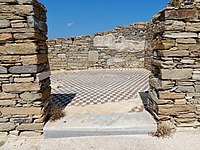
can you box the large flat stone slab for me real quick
[161,69,193,80]
[44,111,157,138]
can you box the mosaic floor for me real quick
[51,69,151,107]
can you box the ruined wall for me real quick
[147,0,200,128]
[48,23,147,70]
[0,0,51,136]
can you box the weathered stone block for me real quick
[0,123,16,132]
[16,123,43,131]
[161,69,193,80]
[174,99,187,105]
[197,105,200,112]
[195,85,200,92]
[160,81,175,90]
[19,131,42,137]
[57,54,66,58]
[0,74,12,78]
[161,40,175,49]
[177,81,194,86]
[21,54,48,65]
[187,93,200,99]
[0,93,18,100]
[0,5,34,16]
[11,21,27,28]
[107,58,114,66]
[20,92,42,102]
[193,74,200,80]
[0,33,13,42]
[36,71,50,81]
[9,65,45,74]
[177,113,196,118]
[165,20,185,31]
[10,117,32,124]
[150,40,164,50]
[0,66,7,74]
[158,105,196,115]
[157,50,189,57]
[157,99,173,105]
[1,107,42,115]
[114,58,124,63]
[0,55,20,62]
[149,78,175,90]
[0,100,16,106]
[0,43,38,54]
[0,20,10,28]
[14,77,34,83]
[0,118,9,123]
[188,44,200,51]
[94,34,115,47]
[176,38,196,44]
[0,28,35,34]
[149,78,161,90]
[159,91,185,99]
[175,118,196,123]
[9,130,19,136]
[152,40,175,50]
[88,51,98,62]
[180,59,195,64]
[2,83,40,93]
[176,121,200,127]
[13,33,36,40]
[163,32,198,38]
[16,0,36,4]
[175,86,195,93]
[165,9,198,20]
[186,23,200,32]
[0,0,16,3]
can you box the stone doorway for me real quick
[44,68,157,138]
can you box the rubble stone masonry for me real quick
[1,0,200,136]
[47,23,147,70]
[0,0,51,136]
[146,0,200,128]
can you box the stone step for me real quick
[44,111,157,138]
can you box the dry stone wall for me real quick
[48,23,147,70]
[146,0,200,128]
[0,0,51,136]
[1,0,200,136]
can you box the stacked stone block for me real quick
[48,23,147,71]
[0,0,51,136]
[147,0,200,128]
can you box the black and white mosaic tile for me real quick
[51,69,150,107]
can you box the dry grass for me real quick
[49,104,65,122]
[151,121,176,138]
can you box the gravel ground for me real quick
[0,129,200,150]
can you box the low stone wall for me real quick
[146,0,200,128]
[0,0,51,136]
[48,23,147,70]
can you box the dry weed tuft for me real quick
[49,104,65,122]
[151,121,176,138]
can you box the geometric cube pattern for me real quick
[51,69,150,107]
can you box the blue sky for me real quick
[40,0,169,39]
